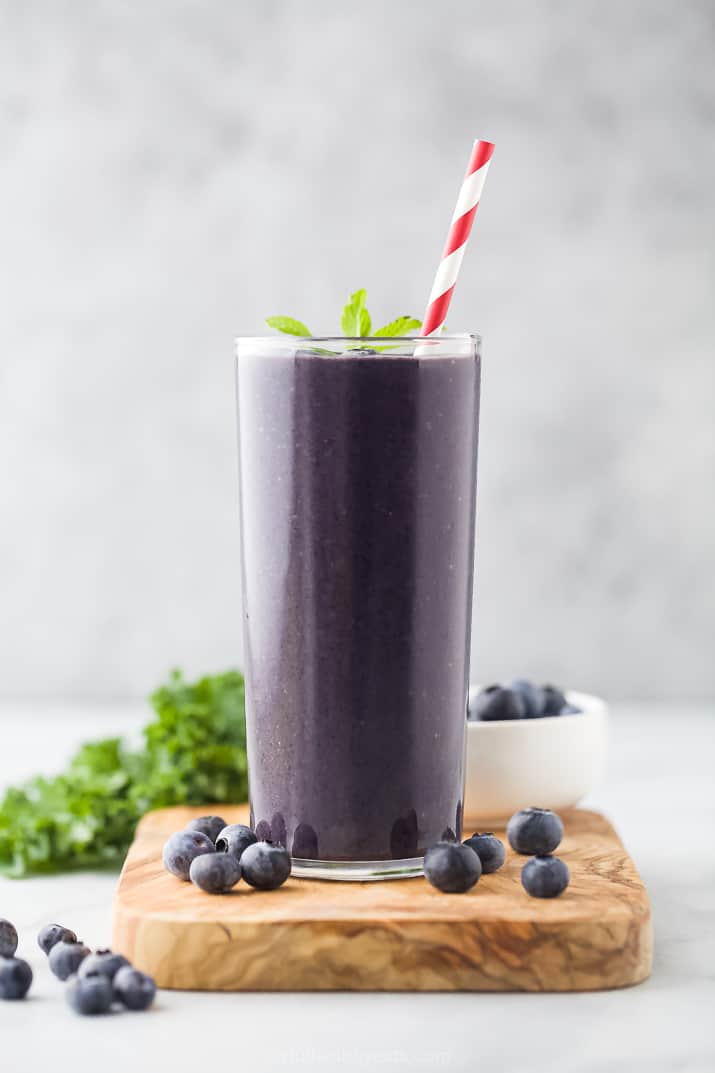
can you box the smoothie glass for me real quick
[235,334,481,879]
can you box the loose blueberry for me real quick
[215,823,257,862]
[541,684,567,716]
[78,949,131,982]
[240,842,292,890]
[113,965,157,1011]
[48,939,91,981]
[471,685,526,722]
[509,678,545,718]
[0,957,32,1000]
[521,855,570,898]
[423,841,481,893]
[462,833,506,874]
[162,830,215,881]
[0,918,18,958]
[185,815,227,844]
[66,971,114,1015]
[38,923,78,956]
[507,807,564,856]
[189,852,241,894]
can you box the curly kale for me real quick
[0,670,247,877]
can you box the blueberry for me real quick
[507,807,564,855]
[541,684,567,716]
[162,830,215,881]
[48,939,91,981]
[189,852,241,894]
[66,971,114,1015]
[38,923,77,956]
[470,685,526,722]
[185,815,227,844]
[423,841,481,893]
[0,957,32,1000]
[240,842,291,890]
[215,823,257,862]
[78,949,131,982]
[509,678,545,718]
[113,965,157,1011]
[521,855,570,898]
[462,833,506,874]
[0,918,18,958]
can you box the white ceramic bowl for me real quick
[464,690,608,825]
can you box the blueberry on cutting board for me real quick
[215,823,257,861]
[240,842,292,890]
[521,855,570,898]
[424,842,482,893]
[462,833,506,874]
[189,852,242,894]
[185,815,227,844]
[162,830,215,881]
[507,807,564,856]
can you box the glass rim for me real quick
[236,332,481,345]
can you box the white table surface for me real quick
[0,701,713,1073]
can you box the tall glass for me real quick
[235,335,481,879]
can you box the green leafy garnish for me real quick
[265,316,311,337]
[340,288,372,337]
[0,669,247,877]
[374,315,422,337]
[266,290,421,339]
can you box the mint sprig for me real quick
[266,290,421,339]
[374,315,422,337]
[340,289,371,337]
[265,316,311,337]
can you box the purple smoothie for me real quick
[236,340,480,864]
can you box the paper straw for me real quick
[419,139,495,337]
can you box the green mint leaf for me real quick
[265,316,312,337]
[340,289,371,337]
[374,315,422,337]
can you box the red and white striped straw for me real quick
[419,139,495,337]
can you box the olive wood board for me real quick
[112,805,652,992]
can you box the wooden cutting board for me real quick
[112,804,652,992]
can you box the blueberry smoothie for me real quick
[236,337,480,875]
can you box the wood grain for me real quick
[112,805,652,992]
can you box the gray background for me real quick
[0,0,713,702]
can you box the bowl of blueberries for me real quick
[465,678,608,824]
